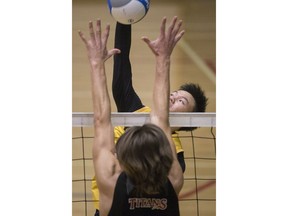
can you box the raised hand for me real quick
[141,16,185,58]
[78,19,120,64]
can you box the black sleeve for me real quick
[112,22,144,112]
[177,152,186,173]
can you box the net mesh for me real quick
[72,112,216,216]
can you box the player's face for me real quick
[169,90,195,112]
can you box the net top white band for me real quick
[72,112,216,127]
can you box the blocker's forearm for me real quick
[151,56,171,130]
[90,61,111,127]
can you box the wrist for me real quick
[156,55,170,66]
[90,59,105,67]
[156,55,170,62]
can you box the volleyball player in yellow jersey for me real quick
[91,21,208,215]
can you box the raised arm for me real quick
[78,20,120,155]
[78,20,121,204]
[142,17,184,132]
[142,16,185,194]
[112,23,144,112]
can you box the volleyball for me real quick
[107,0,150,25]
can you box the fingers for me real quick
[141,36,151,47]
[78,20,96,46]
[141,36,158,56]
[173,19,183,37]
[167,16,177,37]
[160,17,167,40]
[167,16,183,41]
[108,48,121,57]
[78,30,87,45]
[89,21,96,40]
[79,19,109,47]
[79,20,103,44]
[79,19,121,62]
[141,36,150,44]
[95,19,102,41]
[102,23,110,48]
[174,30,185,44]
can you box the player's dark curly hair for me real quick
[179,83,208,131]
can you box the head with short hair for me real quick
[170,83,208,131]
[179,83,208,113]
[115,124,173,195]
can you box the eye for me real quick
[179,99,185,105]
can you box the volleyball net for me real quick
[72,112,216,216]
